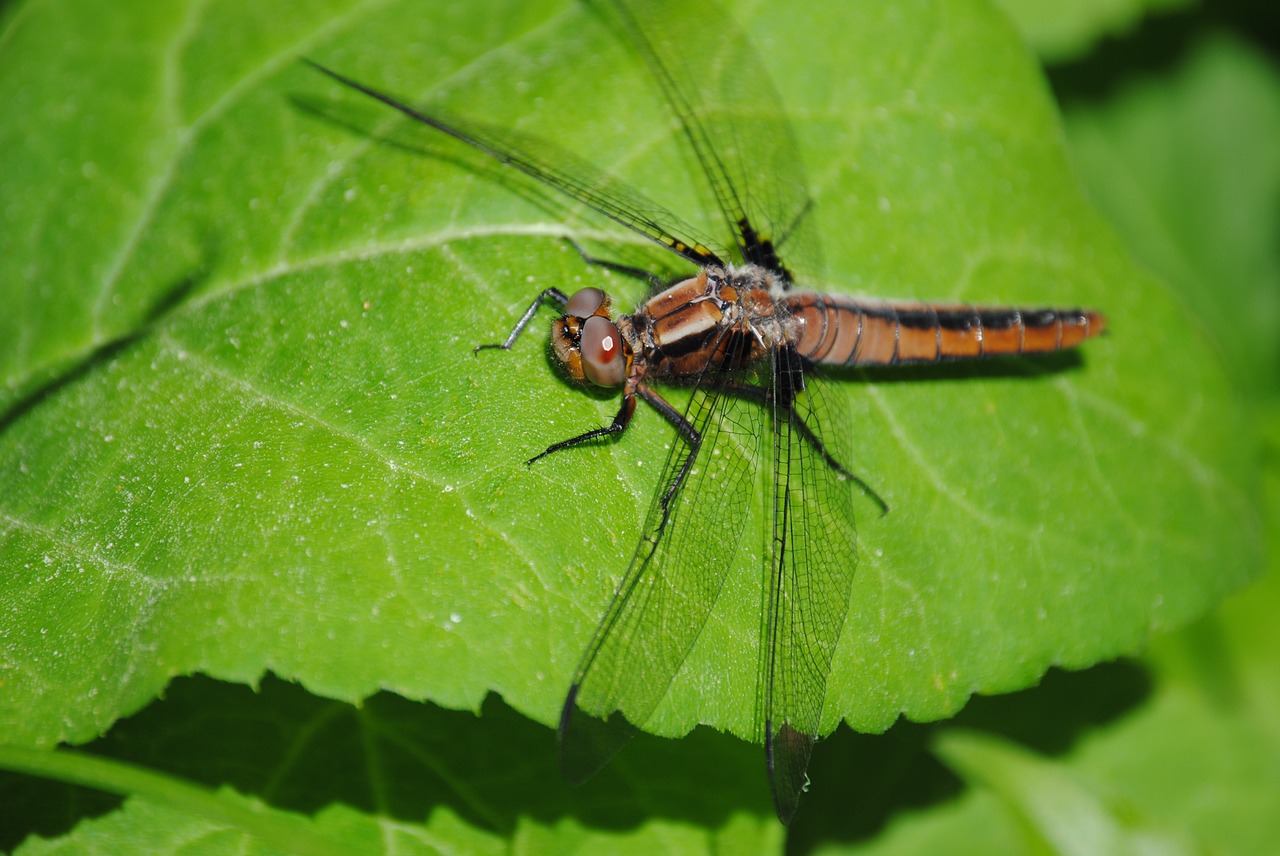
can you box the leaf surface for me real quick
[0,0,1259,795]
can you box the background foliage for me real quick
[1,0,1275,852]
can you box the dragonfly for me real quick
[308,0,1106,823]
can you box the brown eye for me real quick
[565,287,605,318]
[580,315,626,387]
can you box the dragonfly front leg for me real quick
[474,287,569,353]
[634,383,702,524]
[527,394,638,466]
[565,237,664,288]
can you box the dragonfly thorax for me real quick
[632,266,790,376]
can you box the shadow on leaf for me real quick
[1,660,1149,851]
[785,660,1150,854]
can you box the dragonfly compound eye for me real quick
[580,315,626,387]
[565,287,606,318]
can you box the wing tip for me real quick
[558,684,640,786]
[767,720,816,824]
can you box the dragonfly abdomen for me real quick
[785,293,1106,366]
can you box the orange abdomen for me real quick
[785,294,1107,366]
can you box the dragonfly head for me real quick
[553,287,629,388]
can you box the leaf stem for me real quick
[0,745,350,856]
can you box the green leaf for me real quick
[838,545,1280,856]
[4,678,780,855]
[800,31,1280,855]
[0,0,1261,842]
[1,742,390,856]
[993,0,1195,62]
[1062,32,1280,397]
[933,729,1201,856]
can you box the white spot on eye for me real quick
[601,334,614,352]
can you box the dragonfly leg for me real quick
[564,237,664,288]
[634,382,703,523]
[474,287,569,353]
[789,412,885,513]
[526,394,638,466]
[713,375,888,514]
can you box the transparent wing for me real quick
[762,348,860,823]
[306,60,728,270]
[559,353,767,783]
[587,0,823,281]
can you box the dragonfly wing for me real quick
[559,355,768,783]
[306,60,727,270]
[762,347,861,823]
[588,0,823,280]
